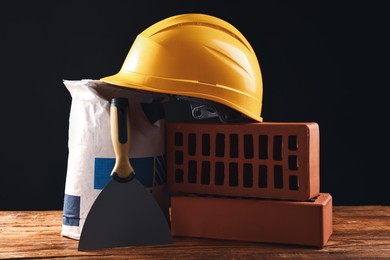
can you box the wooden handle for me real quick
[110,98,134,180]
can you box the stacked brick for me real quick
[166,122,332,247]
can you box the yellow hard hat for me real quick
[101,13,263,122]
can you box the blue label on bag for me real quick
[62,194,80,226]
[94,156,166,190]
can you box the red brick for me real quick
[167,122,320,201]
[170,193,332,248]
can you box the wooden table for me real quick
[1,206,389,259]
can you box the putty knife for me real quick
[78,97,172,250]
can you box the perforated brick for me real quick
[167,122,320,201]
[170,193,333,248]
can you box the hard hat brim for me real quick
[101,71,263,122]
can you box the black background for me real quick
[1,0,389,209]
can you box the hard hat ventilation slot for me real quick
[167,123,319,201]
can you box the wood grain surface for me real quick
[0,206,389,259]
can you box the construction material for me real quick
[61,80,169,240]
[167,122,320,201]
[170,193,332,248]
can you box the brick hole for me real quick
[288,135,298,150]
[188,133,196,156]
[244,134,254,159]
[175,132,183,146]
[215,133,225,157]
[175,169,184,183]
[243,163,253,188]
[188,160,197,183]
[229,163,239,187]
[230,134,239,158]
[274,165,283,189]
[175,151,183,165]
[289,175,299,190]
[259,135,268,159]
[288,155,298,170]
[273,135,283,161]
[258,165,267,188]
[215,162,225,185]
[201,161,211,185]
[202,134,210,156]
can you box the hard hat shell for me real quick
[101,13,263,122]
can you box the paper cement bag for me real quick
[61,79,170,240]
